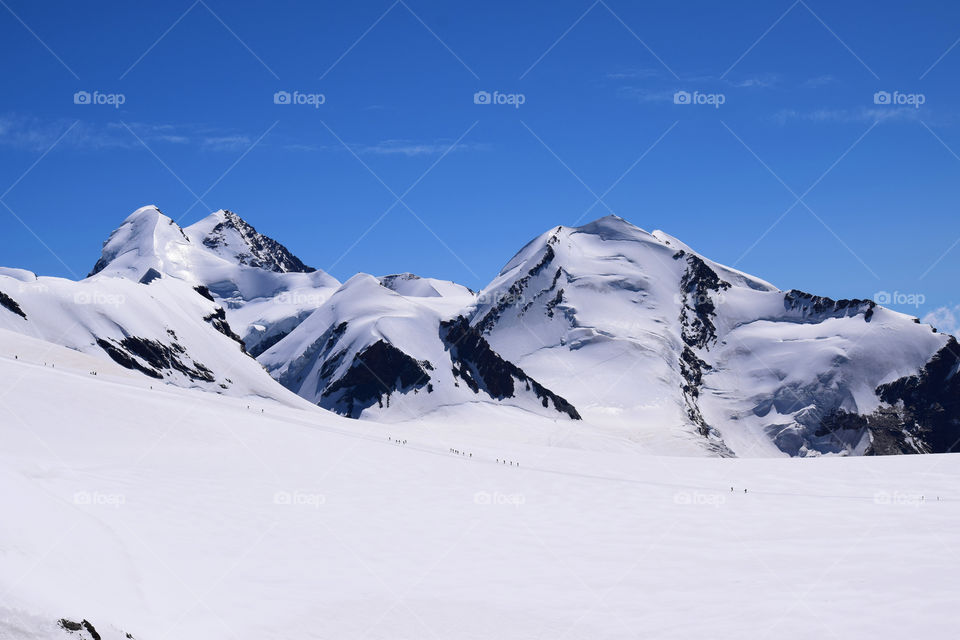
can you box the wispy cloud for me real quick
[729,73,780,89]
[606,68,661,80]
[280,138,488,156]
[922,306,960,336]
[0,115,256,152]
[201,135,252,152]
[772,107,921,125]
[360,139,487,156]
[800,74,837,89]
[614,86,678,104]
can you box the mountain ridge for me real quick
[1,205,955,458]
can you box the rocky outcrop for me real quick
[0,290,26,319]
[96,336,215,382]
[321,340,433,418]
[201,210,315,273]
[440,316,580,419]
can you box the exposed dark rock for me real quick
[673,251,731,452]
[475,241,558,333]
[810,338,960,455]
[783,289,876,322]
[321,340,432,418]
[545,288,565,318]
[193,285,215,301]
[59,619,83,632]
[873,337,960,453]
[96,337,215,382]
[202,210,315,273]
[137,268,162,285]
[440,316,580,419]
[57,618,101,640]
[0,290,27,319]
[82,620,101,640]
[675,250,730,350]
[203,307,246,352]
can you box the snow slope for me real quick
[0,267,293,401]
[0,328,957,639]
[467,215,951,456]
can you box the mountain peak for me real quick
[185,210,316,274]
[572,214,649,241]
[88,206,189,277]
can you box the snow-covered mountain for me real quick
[2,206,957,458]
[0,265,290,400]
[466,216,953,456]
[258,273,579,421]
[86,205,340,357]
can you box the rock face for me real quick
[816,337,960,455]
[96,336,215,382]
[193,209,316,274]
[321,339,434,418]
[440,316,580,420]
[0,290,26,319]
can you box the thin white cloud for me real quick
[772,106,921,125]
[606,68,661,80]
[922,306,960,336]
[800,74,837,89]
[360,139,486,156]
[201,135,252,152]
[0,115,256,152]
[729,73,780,89]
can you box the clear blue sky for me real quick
[2,0,959,322]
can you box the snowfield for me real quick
[1,328,957,640]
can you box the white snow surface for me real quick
[0,328,957,639]
[0,268,294,401]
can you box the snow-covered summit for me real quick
[88,205,191,280]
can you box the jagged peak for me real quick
[184,209,316,274]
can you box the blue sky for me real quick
[2,0,960,325]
